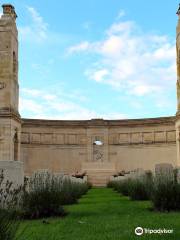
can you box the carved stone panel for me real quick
[93,146,103,162]
[119,133,129,144]
[68,134,77,145]
[167,131,176,142]
[55,134,65,145]
[41,134,52,144]
[30,134,41,144]
[93,136,104,162]
[131,133,141,144]
[21,133,29,144]
[143,132,153,143]
[155,132,166,143]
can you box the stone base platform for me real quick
[82,162,116,187]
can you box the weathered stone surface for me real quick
[143,132,153,143]
[155,131,166,143]
[0,160,24,186]
[155,163,174,178]
[167,131,176,142]
[0,6,23,186]
[0,4,180,187]
[131,133,141,144]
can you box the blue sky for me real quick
[0,0,179,119]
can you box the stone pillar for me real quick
[0,4,23,186]
[176,6,180,167]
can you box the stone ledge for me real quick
[0,108,21,122]
[22,116,175,128]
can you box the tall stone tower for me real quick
[176,4,180,167]
[0,4,23,185]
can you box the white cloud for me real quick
[20,88,127,120]
[67,41,90,55]
[22,88,57,101]
[101,35,124,57]
[130,85,161,97]
[19,98,44,114]
[21,87,87,103]
[27,6,47,39]
[19,6,48,42]
[91,69,109,82]
[106,21,136,36]
[67,19,176,99]
[22,88,42,97]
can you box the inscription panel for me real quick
[41,134,53,144]
[155,132,166,142]
[131,133,141,144]
[119,133,129,144]
[167,131,176,142]
[143,132,153,143]
[21,133,29,144]
[22,130,176,146]
[68,134,77,145]
[30,134,41,144]
[55,134,65,144]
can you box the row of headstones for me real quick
[110,163,180,183]
[29,170,87,184]
[23,171,87,193]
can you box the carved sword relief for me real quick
[93,136,104,162]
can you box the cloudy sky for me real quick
[1,0,179,119]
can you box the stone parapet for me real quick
[22,116,175,128]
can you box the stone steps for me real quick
[87,172,113,186]
[82,162,116,187]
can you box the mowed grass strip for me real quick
[19,188,180,240]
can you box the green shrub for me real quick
[107,181,114,188]
[59,178,88,205]
[0,170,23,210]
[21,172,88,219]
[0,170,25,239]
[151,177,180,211]
[128,179,150,200]
[0,209,20,240]
[109,170,180,212]
[21,173,65,219]
[128,174,153,200]
[108,172,153,200]
[116,179,132,196]
[108,179,133,196]
[22,187,66,219]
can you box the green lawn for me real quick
[19,188,180,240]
